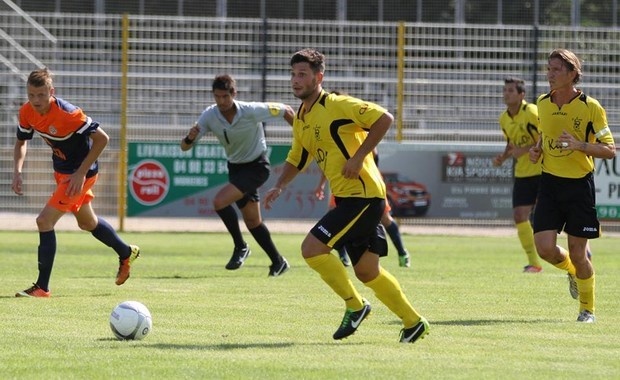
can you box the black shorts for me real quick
[533,172,600,239]
[228,154,270,209]
[513,175,540,208]
[310,197,388,266]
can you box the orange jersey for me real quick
[18,97,100,176]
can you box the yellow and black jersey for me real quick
[286,90,386,198]
[499,100,541,178]
[537,91,613,178]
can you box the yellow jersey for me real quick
[537,91,614,178]
[286,90,386,198]
[498,100,541,178]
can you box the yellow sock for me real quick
[516,221,541,267]
[576,275,595,313]
[364,267,421,328]
[305,254,364,310]
[553,248,576,275]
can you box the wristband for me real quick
[184,136,195,145]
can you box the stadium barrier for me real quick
[1,11,619,231]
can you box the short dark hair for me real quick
[28,67,53,88]
[290,48,325,73]
[212,74,236,93]
[504,76,525,94]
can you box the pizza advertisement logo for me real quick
[129,160,170,206]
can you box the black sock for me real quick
[91,218,130,259]
[216,205,245,247]
[385,221,407,255]
[249,223,281,264]
[35,230,57,292]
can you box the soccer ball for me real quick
[109,301,152,340]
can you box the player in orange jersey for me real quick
[12,68,140,298]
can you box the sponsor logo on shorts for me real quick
[317,225,331,237]
[582,227,598,232]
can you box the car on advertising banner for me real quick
[382,171,431,217]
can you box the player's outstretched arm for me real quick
[264,162,300,210]
[12,139,28,195]
[314,172,327,200]
[180,124,200,151]
[282,105,295,126]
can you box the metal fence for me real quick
[1,11,620,227]
[8,0,620,27]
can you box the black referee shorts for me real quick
[228,154,270,209]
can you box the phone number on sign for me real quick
[596,205,620,219]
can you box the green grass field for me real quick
[1,230,619,379]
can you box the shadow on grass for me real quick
[76,270,269,280]
[389,318,561,326]
[1,293,114,298]
[436,318,563,325]
[76,274,216,280]
[99,340,362,349]
[147,342,295,350]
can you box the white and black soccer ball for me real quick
[109,301,152,340]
